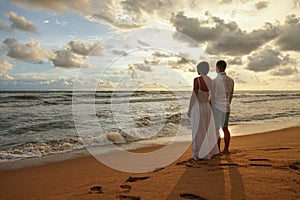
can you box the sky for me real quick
[0,0,299,91]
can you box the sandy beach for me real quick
[0,127,299,200]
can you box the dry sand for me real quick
[0,127,299,200]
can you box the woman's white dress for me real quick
[188,77,219,159]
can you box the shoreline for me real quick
[0,127,299,199]
[1,123,299,172]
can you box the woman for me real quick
[187,62,219,160]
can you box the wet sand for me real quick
[0,127,299,200]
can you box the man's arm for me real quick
[229,80,234,104]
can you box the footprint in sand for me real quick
[249,158,272,167]
[176,158,194,165]
[264,147,291,151]
[218,163,239,166]
[180,193,206,200]
[116,195,141,200]
[125,176,150,183]
[120,184,132,193]
[249,158,270,162]
[289,161,300,170]
[89,186,103,194]
[249,163,272,167]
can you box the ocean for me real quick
[0,90,299,163]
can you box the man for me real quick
[211,60,234,154]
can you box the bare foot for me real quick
[221,150,230,155]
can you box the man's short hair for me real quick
[216,60,227,71]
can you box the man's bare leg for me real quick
[222,127,230,154]
[217,128,221,152]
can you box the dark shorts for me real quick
[213,107,230,128]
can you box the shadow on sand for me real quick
[166,153,245,200]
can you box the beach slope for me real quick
[0,127,299,200]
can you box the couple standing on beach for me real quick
[187,60,234,160]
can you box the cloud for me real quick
[7,11,38,33]
[170,12,224,44]
[3,38,49,62]
[219,0,232,4]
[228,57,243,65]
[50,49,90,68]
[2,38,105,68]
[111,49,128,56]
[68,40,105,56]
[152,51,174,58]
[255,1,269,10]
[12,0,120,28]
[227,71,247,83]
[271,67,298,76]
[0,60,14,80]
[49,40,106,68]
[12,0,187,30]
[144,58,161,66]
[293,0,300,8]
[119,0,186,26]
[170,12,278,56]
[12,0,91,13]
[0,74,14,80]
[275,15,300,51]
[206,22,278,55]
[134,63,153,72]
[126,53,195,74]
[246,46,296,72]
[0,60,13,73]
[128,58,158,72]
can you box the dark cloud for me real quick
[275,15,300,51]
[170,12,278,56]
[120,0,186,25]
[219,0,232,4]
[170,12,224,43]
[152,51,174,57]
[68,40,104,56]
[7,11,38,33]
[206,22,278,55]
[3,38,48,62]
[255,1,269,10]
[246,47,296,72]
[271,67,298,76]
[111,49,128,56]
[12,0,185,30]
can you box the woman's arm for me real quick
[193,77,199,95]
[187,77,199,117]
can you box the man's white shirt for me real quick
[211,72,234,113]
